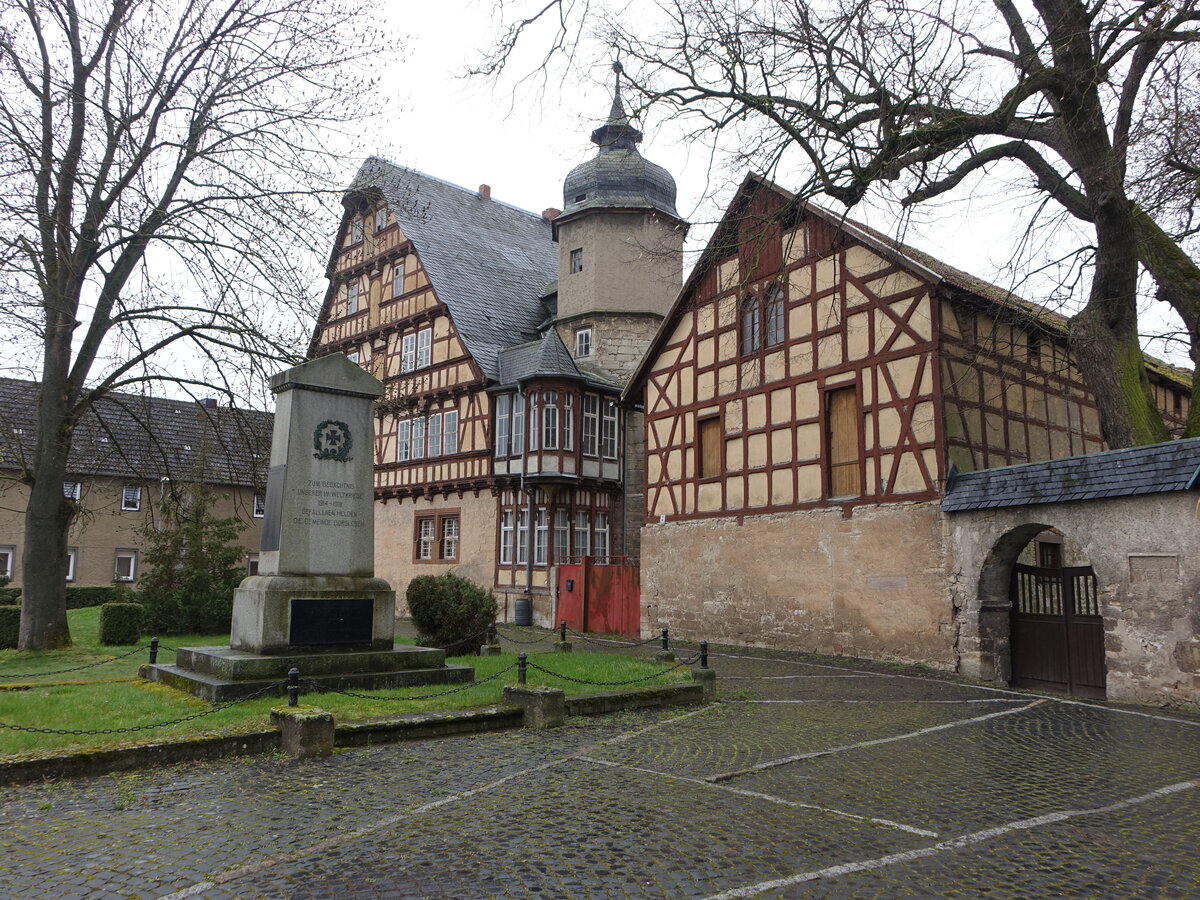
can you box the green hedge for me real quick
[0,588,20,605]
[0,605,19,648]
[99,602,144,646]
[407,573,497,656]
[67,586,121,609]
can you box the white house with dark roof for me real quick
[308,69,687,624]
[0,379,272,587]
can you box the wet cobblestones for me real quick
[1,649,1198,898]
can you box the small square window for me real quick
[0,546,14,581]
[570,248,583,273]
[121,485,142,511]
[575,328,592,358]
[247,553,260,576]
[66,548,77,582]
[63,481,81,500]
[253,493,266,518]
[114,550,138,582]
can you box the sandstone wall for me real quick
[640,501,954,667]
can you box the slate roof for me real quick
[346,159,559,381]
[0,379,272,486]
[942,437,1200,511]
[496,332,580,386]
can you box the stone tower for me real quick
[552,63,688,384]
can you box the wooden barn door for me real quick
[1010,564,1106,699]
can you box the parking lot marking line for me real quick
[706,700,1046,782]
[155,705,722,900]
[577,755,939,837]
[701,781,1199,900]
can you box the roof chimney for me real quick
[542,207,561,220]
[479,184,491,200]
[199,398,218,409]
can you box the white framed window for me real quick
[593,512,609,562]
[392,258,405,297]
[554,509,570,562]
[350,218,363,244]
[534,507,548,566]
[500,510,514,565]
[247,553,260,576]
[601,400,619,459]
[121,485,142,511]
[63,481,81,500]
[494,394,511,457]
[346,281,360,315]
[766,285,785,346]
[428,412,443,457]
[253,493,266,518]
[416,517,436,560]
[441,516,459,560]
[563,395,574,451]
[570,248,583,273]
[740,294,761,354]
[65,547,77,582]
[411,417,426,460]
[582,395,599,456]
[575,328,592,357]
[396,419,411,461]
[345,350,360,366]
[401,332,417,372]
[528,393,539,452]
[443,410,459,455]
[0,545,14,580]
[417,327,432,369]
[516,509,529,565]
[542,391,559,450]
[374,208,388,232]
[512,394,525,455]
[573,510,589,557]
[114,549,138,582]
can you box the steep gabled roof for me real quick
[345,159,559,381]
[0,379,271,486]
[625,173,1192,399]
[942,437,1200,511]
[493,331,622,393]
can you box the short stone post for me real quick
[691,668,717,702]
[481,622,502,656]
[554,620,572,653]
[503,685,566,728]
[271,707,336,758]
[654,627,675,663]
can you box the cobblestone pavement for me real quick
[2,640,1199,898]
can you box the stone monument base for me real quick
[142,644,474,703]
[230,575,397,654]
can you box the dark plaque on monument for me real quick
[289,597,374,646]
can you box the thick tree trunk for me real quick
[18,381,75,650]
[1131,208,1200,438]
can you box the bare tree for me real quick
[479,0,1200,445]
[0,0,383,649]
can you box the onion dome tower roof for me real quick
[558,63,681,226]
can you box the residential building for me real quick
[308,73,686,623]
[0,380,271,587]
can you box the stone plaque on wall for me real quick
[866,574,909,590]
[1129,554,1179,584]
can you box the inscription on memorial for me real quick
[290,597,374,645]
[289,479,367,529]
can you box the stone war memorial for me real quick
[145,354,472,701]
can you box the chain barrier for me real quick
[525,658,684,687]
[672,651,704,666]
[423,628,491,653]
[300,660,519,702]
[0,679,286,736]
[494,627,558,645]
[564,627,661,648]
[0,643,150,680]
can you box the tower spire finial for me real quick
[592,59,641,151]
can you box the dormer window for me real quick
[570,248,583,273]
[575,328,592,357]
[575,193,587,202]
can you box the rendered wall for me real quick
[640,501,954,667]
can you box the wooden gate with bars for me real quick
[1010,563,1106,699]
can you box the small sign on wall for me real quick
[1128,554,1179,584]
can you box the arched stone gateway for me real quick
[944,440,1200,707]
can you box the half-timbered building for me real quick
[628,174,1191,671]
[308,74,686,623]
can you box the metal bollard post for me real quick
[149,637,159,665]
[288,667,301,707]
[700,641,709,669]
[518,653,527,685]
[560,620,567,642]
[488,622,497,645]
[661,627,669,651]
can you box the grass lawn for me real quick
[0,608,690,759]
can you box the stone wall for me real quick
[949,492,1200,707]
[640,501,954,667]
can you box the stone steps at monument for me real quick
[140,661,476,704]
[175,644,447,680]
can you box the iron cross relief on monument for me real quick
[313,420,353,462]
